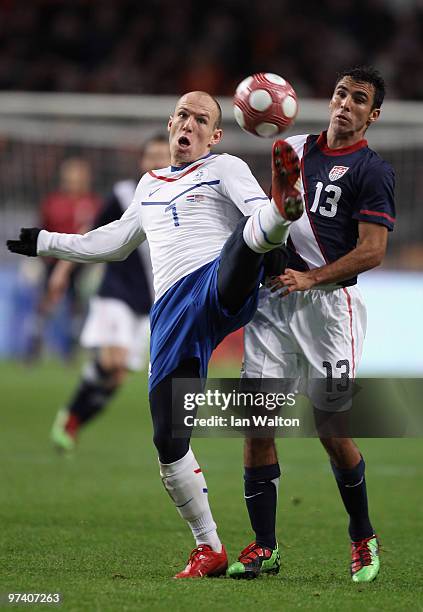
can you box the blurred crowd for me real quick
[0,0,422,99]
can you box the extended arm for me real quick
[7,199,145,264]
[270,222,388,295]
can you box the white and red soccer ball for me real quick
[233,73,298,138]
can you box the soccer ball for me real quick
[233,73,298,138]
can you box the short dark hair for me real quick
[335,66,386,109]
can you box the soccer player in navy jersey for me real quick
[48,135,170,452]
[7,90,303,578]
[227,67,395,583]
[25,158,100,363]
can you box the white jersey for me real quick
[37,153,269,300]
[113,178,154,300]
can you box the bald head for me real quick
[168,91,223,167]
[175,91,222,129]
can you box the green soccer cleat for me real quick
[227,542,280,580]
[351,536,380,582]
[50,409,76,453]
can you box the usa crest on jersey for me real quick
[329,165,349,181]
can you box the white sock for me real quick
[159,448,222,552]
[243,200,291,253]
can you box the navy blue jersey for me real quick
[94,180,153,315]
[286,132,395,286]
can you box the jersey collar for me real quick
[149,152,216,183]
[170,151,214,172]
[316,131,368,156]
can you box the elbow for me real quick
[365,248,385,270]
[107,248,131,262]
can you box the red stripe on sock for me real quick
[65,413,80,436]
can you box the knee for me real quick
[152,424,189,464]
[109,366,127,386]
[82,358,122,392]
[152,422,170,455]
[99,346,128,370]
[98,348,129,387]
[319,437,360,467]
[100,366,127,388]
[244,437,277,467]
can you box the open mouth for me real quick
[178,136,191,147]
[337,115,349,123]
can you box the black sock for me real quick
[331,456,374,541]
[244,463,280,549]
[68,361,118,426]
[217,217,264,314]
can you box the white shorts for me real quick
[242,285,367,411]
[80,297,150,371]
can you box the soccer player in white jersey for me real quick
[48,135,170,452]
[7,90,304,578]
[227,67,395,583]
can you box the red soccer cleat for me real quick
[271,140,303,221]
[174,544,228,578]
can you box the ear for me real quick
[367,108,381,126]
[209,128,223,147]
[167,115,173,132]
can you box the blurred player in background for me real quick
[49,135,170,452]
[227,67,395,583]
[26,157,100,362]
[8,90,303,578]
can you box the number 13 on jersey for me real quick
[310,182,342,218]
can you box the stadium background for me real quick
[0,1,422,610]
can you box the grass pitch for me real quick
[0,360,422,611]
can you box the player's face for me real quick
[328,77,380,143]
[139,142,170,173]
[168,92,223,166]
[60,159,92,195]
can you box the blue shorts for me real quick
[149,257,260,392]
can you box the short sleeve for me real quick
[353,160,395,231]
